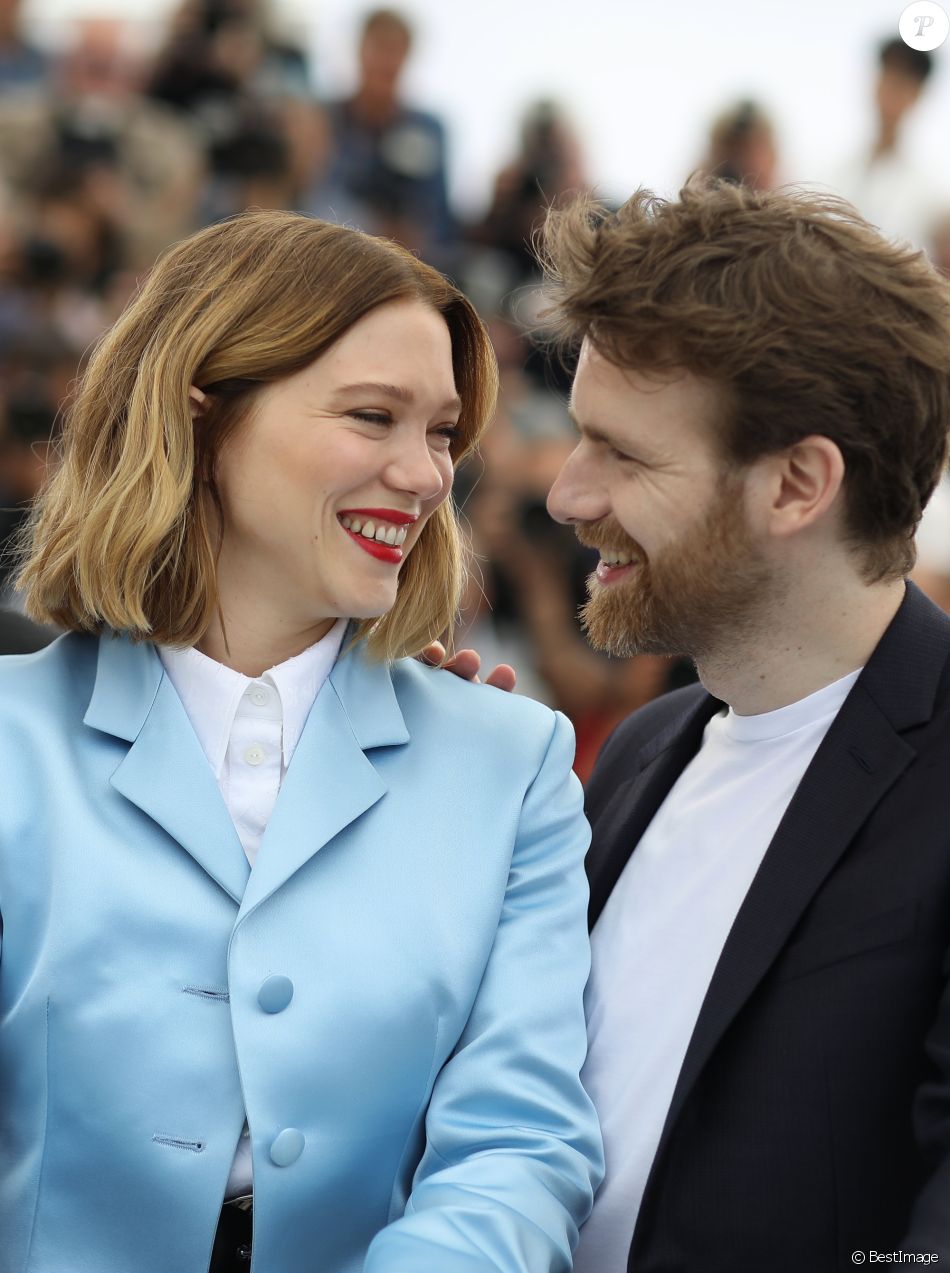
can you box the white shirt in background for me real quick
[157,617,347,1197]
[832,147,949,252]
[573,668,862,1273]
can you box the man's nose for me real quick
[547,448,606,525]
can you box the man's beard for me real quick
[577,475,773,660]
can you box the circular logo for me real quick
[899,1,950,50]
[852,1254,866,1266]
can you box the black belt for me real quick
[209,1197,252,1272]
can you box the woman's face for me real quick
[211,298,461,631]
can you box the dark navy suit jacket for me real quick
[585,582,950,1272]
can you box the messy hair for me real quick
[541,179,950,580]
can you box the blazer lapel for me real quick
[587,692,720,927]
[237,639,409,920]
[652,582,950,1164]
[85,632,250,903]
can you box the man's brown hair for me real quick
[541,179,950,580]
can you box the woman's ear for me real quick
[188,386,209,419]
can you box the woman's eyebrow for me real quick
[334,381,462,412]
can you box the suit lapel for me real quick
[657,684,915,1144]
[647,582,950,1174]
[85,632,250,903]
[237,638,408,919]
[587,693,720,927]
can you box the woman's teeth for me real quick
[340,516,408,547]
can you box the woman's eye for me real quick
[433,424,462,446]
[349,411,391,425]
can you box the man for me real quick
[536,181,950,1270]
[302,8,456,270]
[834,38,948,252]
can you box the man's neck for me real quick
[872,124,900,160]
[695,575,905,716]
[350,87,399,128]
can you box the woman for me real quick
[0,210,602,1272]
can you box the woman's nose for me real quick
[383,436,446,501]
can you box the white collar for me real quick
[158,619,347,777]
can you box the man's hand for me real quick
[420,641,517,693]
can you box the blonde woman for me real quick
[0,212,602,1273]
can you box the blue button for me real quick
[270,1127,305,1167]
[258,975,294,1014]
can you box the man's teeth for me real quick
[340,516,407,547]
[600,551,633,566]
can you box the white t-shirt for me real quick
[573,668,861,1273]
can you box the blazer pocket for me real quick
[774,901,918,982]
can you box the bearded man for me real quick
[540,181,950,1271]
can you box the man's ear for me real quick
[188,386,209,420]
[764,434,846,540]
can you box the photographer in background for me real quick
[0,349,61,652]
[302,8,456,269]
[147,0,321,218]
[0,17,203,269]
[700,99,778,191]
[471,99,588,295]
[835,38,947,250]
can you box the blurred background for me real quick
[2,0,949,776]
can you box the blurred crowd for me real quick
[0,0,948,777]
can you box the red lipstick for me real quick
[344,528,403,564]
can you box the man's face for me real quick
[547,341,776,660]
[359,22,410,96]
[875,65,923,133]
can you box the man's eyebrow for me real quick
[567,404,617,447]
[334,381,462,412]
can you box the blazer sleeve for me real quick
[363,710,604,1273]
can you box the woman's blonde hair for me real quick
[15,210,498,660]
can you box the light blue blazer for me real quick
[0,629,603,1273]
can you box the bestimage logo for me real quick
[851,1253,940,1265]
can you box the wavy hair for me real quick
[540,179,950,581]
[15,210,497,659]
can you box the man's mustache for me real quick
[573,520,644,560]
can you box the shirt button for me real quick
[243,745,265,766]
[258,974,294,1014]
[270,1127,305,1167]
[249,687,269,706]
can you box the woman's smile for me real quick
[210,298,459,634]
[338,506,419,563]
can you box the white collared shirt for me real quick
[158,620,347,865]
[157,618,347,1197]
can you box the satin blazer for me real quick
[0,629,602,1273]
